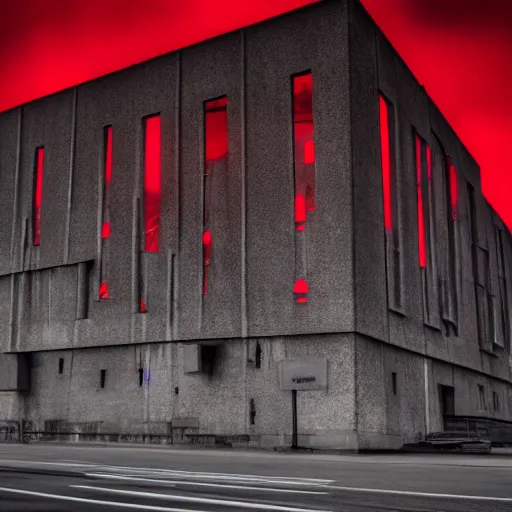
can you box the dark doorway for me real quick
[439,384,455,418]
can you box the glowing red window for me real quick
[203,96,228,295]
[379,95,392,231]
[99,126,112,300]
[292,73,315,227]
[415,135,427,268]
[448,159,458,221]
[293,278,309,304]
[143,115,161,253]
[33,147,44,246]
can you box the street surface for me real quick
[0,444,512,511]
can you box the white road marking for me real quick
[94,466,333,486]
[86,472,328,494]
[328,485,512,503]
[72,485,332,512]
[0,459,94,467]
[0,486,206,511]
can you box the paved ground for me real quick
[0,444,511,511]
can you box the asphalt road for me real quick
[0,444,511,511]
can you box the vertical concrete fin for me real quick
[63,87,78,264]
[174,52,181,340]
[10,107,22,270]
[166,250,175,340]
[240,29,248,339]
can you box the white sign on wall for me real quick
[279,359,328,391]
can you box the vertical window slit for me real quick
[33,147,44,246]
[293,72,315,226]
[58,358,64,375]
[203,96,228,296]
[292,72,314,304]
[100,369,107,389]
[143,115,161,252]
[99,126,112,300]
[379,94,401,308]
[379,96,392,231]
[443,154,459,331]
[77,261,93,319]
[415,135,427,268]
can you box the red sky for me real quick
[0,0,510,228]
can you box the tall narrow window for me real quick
[143,115,161,252]
[33,147,44,246]
[293,72,315,231]
[415,133,437,324]
[495,227,509,347]
[99,126,112,300]
[379,94,401,308]
[468,184,494,350]
[203,96,228,295]
[415,135,428,268]
[440,152,459,333]
[292,72,315,304]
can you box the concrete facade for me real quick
[0,0,511,450]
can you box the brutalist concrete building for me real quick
[1,0,511,450]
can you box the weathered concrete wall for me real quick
[1,0,512,449]
[355,335,426,449]
[349,0,512,384]
[0,0,355,354]
[8,334,356,448]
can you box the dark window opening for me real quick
[493,391,500,412]
[100,369,107,389]
[255,342,262,369]
[174,386,179,395]
[379,94,401,308]
[468,184,494,349]
[33,147,45,246]
[77,261,93,320]
[99,126,112,300]
[202,96,228,295]
[391,372,397,396]
[58,358,64,375]
[496,228,509,347]
[250,398,256,425]
[292,72,315,232]
[439,385,455,417]
[201,345,218,377]
[138,368,144,387]
[136,198,147,314]
[478,384,486,410]
[143,115,161,253]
